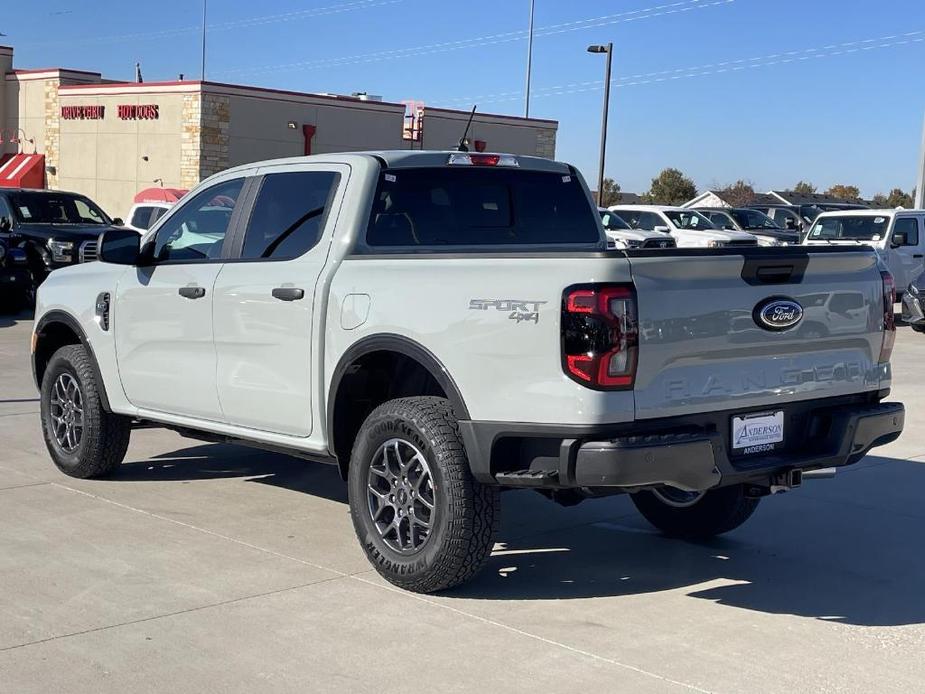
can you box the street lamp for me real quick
[587,43,613,207]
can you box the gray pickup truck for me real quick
[32,151,904,593]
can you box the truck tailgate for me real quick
[628,248,888,420]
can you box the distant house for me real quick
[683,189,865,209]
[591,191,644,205]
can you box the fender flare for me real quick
[33,310,112,411]
[326,333,470,455]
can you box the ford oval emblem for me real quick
[754,297,803,331]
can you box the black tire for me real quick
[348,396,499,593]
[40,344,131,479]
[912,324,925,334]
[631,484,759,540]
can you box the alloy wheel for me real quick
[366,438,436,554]
[49,373,84,453]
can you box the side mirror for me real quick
[0,216,11,232]
[891,231,908,248]
[653,225,671,233]
[111,217,124,226]
[98,228,141,265]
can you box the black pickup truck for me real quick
[0,188,124,297]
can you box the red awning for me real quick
[0,153,46,189]
[134,187,187,203]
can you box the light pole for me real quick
[587,43,613,206]
[524,0,535,118]
[916,110,925,209]
[200,0,208,80]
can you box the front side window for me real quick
[893,218,920,246]
[600,211,630,230]
[366,167,600,247]
[152,178,244,262]
[8,192,110,225]
[808,215,889,242]
[241,171,339,260]
[664,210,716,231]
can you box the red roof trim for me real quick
[423,106,557,125]
[12,67,102,76]
[60,79,407,109]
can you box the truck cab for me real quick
[803,209,925,293]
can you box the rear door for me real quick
[628,249,885,421]
[212,164,346,437]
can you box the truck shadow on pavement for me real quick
[116,445,923,627]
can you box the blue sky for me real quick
[4,0,925,196]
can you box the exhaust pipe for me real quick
[802,467,837,480]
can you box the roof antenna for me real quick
[456,105,477,152]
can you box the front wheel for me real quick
[631,484,759,539]
[348,396,499,593]
[40,345,131,478]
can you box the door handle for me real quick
[272,287,305,302]
[178,286,206,299]
[913,254,923,259]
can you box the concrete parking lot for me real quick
[1,313,924,694]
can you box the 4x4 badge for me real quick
[469,298,548,324]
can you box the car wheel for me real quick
[348,396,499,593]
[40,344,131,479]
[631,484,759,539]
[912,324,925,334]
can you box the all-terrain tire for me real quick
[348,396,499,593]
[40,344,131,479]
[631,485,760,539]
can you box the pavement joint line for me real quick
[0,576,351,654]
[0,481,51,493]
[41,478,715,691]
[0,410,39,418]
[349,574,715,694]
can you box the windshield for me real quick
[808,215,889,241]
[599,210,630,230]
[664,210,717,231]
[730,209,781,230]
[8,192,110,225]
[366,167,601,247]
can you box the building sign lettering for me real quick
[118,104,159,120]
[61,105,105,120]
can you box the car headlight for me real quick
[707,240,725,248]
[625,239,644,249]
[47,239,74,263]
[757,237,784,247]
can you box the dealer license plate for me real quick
[732,411,784,455]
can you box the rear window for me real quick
[365,167,600,248]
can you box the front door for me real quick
[115,176,247,421]
[213,165,345,437]
[886,216,923,290]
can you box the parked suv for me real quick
[610,205,758,247]
[32,151,903,593]
[0,234,31,312]
[0,188,123,295]
[803,209,925,295]
[696,207,799,246]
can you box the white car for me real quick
[124,201,174,233]
[599,208,675,249]
[803,209,925,294]
[610,205,758,248]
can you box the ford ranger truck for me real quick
[31,151,904,593]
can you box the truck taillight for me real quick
[880,270,896,363]
[562,284,638,390]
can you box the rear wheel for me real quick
[40,345,131,479]
[631,484,759,539]
[348,396,499,593]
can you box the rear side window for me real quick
[242,171,340,260]
[366,168,600,247]
[130,206,154,229]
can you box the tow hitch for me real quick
[746,467,837,498]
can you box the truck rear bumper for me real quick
[459,395,903,491]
